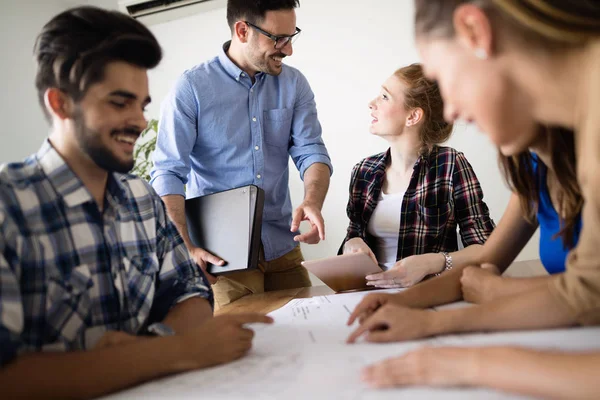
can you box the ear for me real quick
[44,88,74,120]
[406,108,424,127]
[233,20,251,44]
[453,4,494,58]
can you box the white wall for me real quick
[0,0,76,162]
[0,0,540,264]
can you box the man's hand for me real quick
[461,264,501,304]
[346,304,435,344]
[365,253,445,288]
[291,201,325,244]
[187,246,226,284]
[361,346,479,388]
[342,237,378,266]
[181,314,274,368]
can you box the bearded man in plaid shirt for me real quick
[0,6,271,399]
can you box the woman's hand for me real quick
[460,264,501,304]
[343,237,378,266]
[347,292,401,326]
[346,303,435,343]
[361,346,480,388]
[365,253,445,288]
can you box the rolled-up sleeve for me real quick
[288,71,332,179]
[150,74,199,198]
[0,212,23,367]
[549,43,600,325]
[453,152,495,246]
[150,196,213,322]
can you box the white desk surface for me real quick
[101,281,600,400]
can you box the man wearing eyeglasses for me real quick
[151,0,332,308]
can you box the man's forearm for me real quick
[302,163,330,209]
[163,297,213,333]
[0,336,192,400]
[431,284,576,335]
[472,347,600,400]
[161,194,193,247]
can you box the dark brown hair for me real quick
[34,6,162,121]
[227,0,300,30]
[394,63,453,155]
[499,126,582,248]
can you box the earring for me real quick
[474,48,489,60]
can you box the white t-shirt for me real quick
[367,191,405,270]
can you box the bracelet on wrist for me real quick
[435,251,453,277]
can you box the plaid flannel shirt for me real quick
[342,146,495,259]
[0,141,213,366]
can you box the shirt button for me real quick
[254,146,259,150]
[256,174,261,179]
[241,73,245,76]
[252,117,257,122]
[250,88,254,93]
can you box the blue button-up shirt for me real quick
[0,141,212,366]
[151,42,332,261]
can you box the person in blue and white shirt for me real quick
[151,0,333,307]
[0,6,271,399]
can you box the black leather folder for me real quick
[185,185,264,275]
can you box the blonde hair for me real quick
[414,0,600,46]
[394,63,453,155]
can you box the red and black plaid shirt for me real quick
[342,146,495,259]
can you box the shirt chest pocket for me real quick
[417,203,453,237]
[263,108,293,148]
[121,254,160,321]
[45,264,94,348]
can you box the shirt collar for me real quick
[218,41,265,82]
[370,150,389,178]
[36,139,128,209]
[219,41,246,81]
[420,146,439,166]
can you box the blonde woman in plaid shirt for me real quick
[342,64,495,288]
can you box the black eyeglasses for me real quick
[245,21,301,49]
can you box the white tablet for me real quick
[301,252,382,293]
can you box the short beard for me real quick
[247,39,284,76]
[73,107,135,174]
